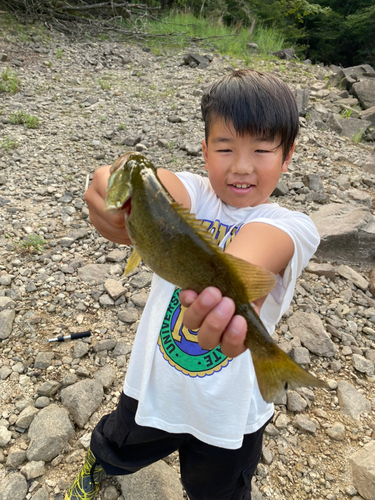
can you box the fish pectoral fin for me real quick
[124,248,142,275]
[252,344,327,403]
[223,253,278,301]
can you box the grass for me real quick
[340,108,353,119]
[11,234,47,254]
[352,129,363,143]
[9,111,40,129]
[1,137,18,150]
[121,12,285,61]
[0,67,20,94]
[99,78,111,91]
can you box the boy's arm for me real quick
[84,165,190,244]
[181,222,294,358]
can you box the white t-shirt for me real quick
[123,172,320,449]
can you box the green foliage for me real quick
[279,0,331,22]
[340,108,353,119]
[98,78,111,91]
[1,137,18,150]
[352,128,363,143]
[12,234,47,254]
[9,111,40,129]
[0,67,20,94]
[136,12,284,58]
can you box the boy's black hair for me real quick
[201,69,299,161]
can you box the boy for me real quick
[65,69,320,500]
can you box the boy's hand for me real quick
[84,165,132,245]
[180,287,253,358]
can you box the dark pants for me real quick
[91,393,270,500]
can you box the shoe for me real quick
[65,447,105,500]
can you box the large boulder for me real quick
[27,405,74,462]
[311,204,375,264]
[352,78,375,110]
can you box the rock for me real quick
[167,114,182,123]
[328,113,371,139]
[20,460,45,480]
[272,48,295,60]
[182,52,210,68]
[106,248,128,262]
[294,88,310,116]
[306,262,336,281]
[352,353,374,376]
[30,487,49,500]
[37,380,61,397]
[34,351,54,369]
[6,447,27,468]
[78,264,111,284]
[348,188,372,208]
[0,297,15,311]
[72,340,89,359]
[287,391,308,412]
[131,291,149,307]
[349,440,375,500]
[93,339,116,352]
[0,426,12,446]
[336,265,369,290]
[272,180,288,196]
[337,381,371,420]
[104,279,126,300]
[131,271,153,289]
[311,204,375,264]
[293,414,317,433]
[116,460,184,500]
[360,105,375,126]
[15,406,39,430]
[27,405,74,462]
[352,79,375,109]
[370,267,375,297]
[287,311,337,357]
[0,309,15,340]
[60,379,103,427]
[326,422,345,441]
[93,365,116,388]
[0,473,28,500]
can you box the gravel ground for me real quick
[0,16,375,500]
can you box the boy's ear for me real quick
[202,139,208,168]
[281,142,295,172]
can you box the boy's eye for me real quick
[218,149,232,153]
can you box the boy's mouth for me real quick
[231,183,252,189]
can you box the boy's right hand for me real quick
[84,165,132,245]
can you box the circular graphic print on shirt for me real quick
[158,288,232,377]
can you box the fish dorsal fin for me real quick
[222,253,278,302]
[171,202,220,249]
[171,202,277,301]
[124,248,142,275]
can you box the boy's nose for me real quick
[231,157,253,174]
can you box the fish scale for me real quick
[105,152,327,403]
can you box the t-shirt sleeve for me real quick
[243,212,320,328]
[174,172,211,214]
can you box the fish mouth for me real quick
[122,196,132,217]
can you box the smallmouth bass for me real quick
[105,152,326,403]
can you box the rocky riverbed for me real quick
[0,16,375,500]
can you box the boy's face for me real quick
[202,119,294,208]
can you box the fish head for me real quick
[104,152,156,215]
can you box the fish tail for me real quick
[252,344,327,403]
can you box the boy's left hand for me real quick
[179,287,255,358]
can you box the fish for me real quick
[105,152,327,403]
